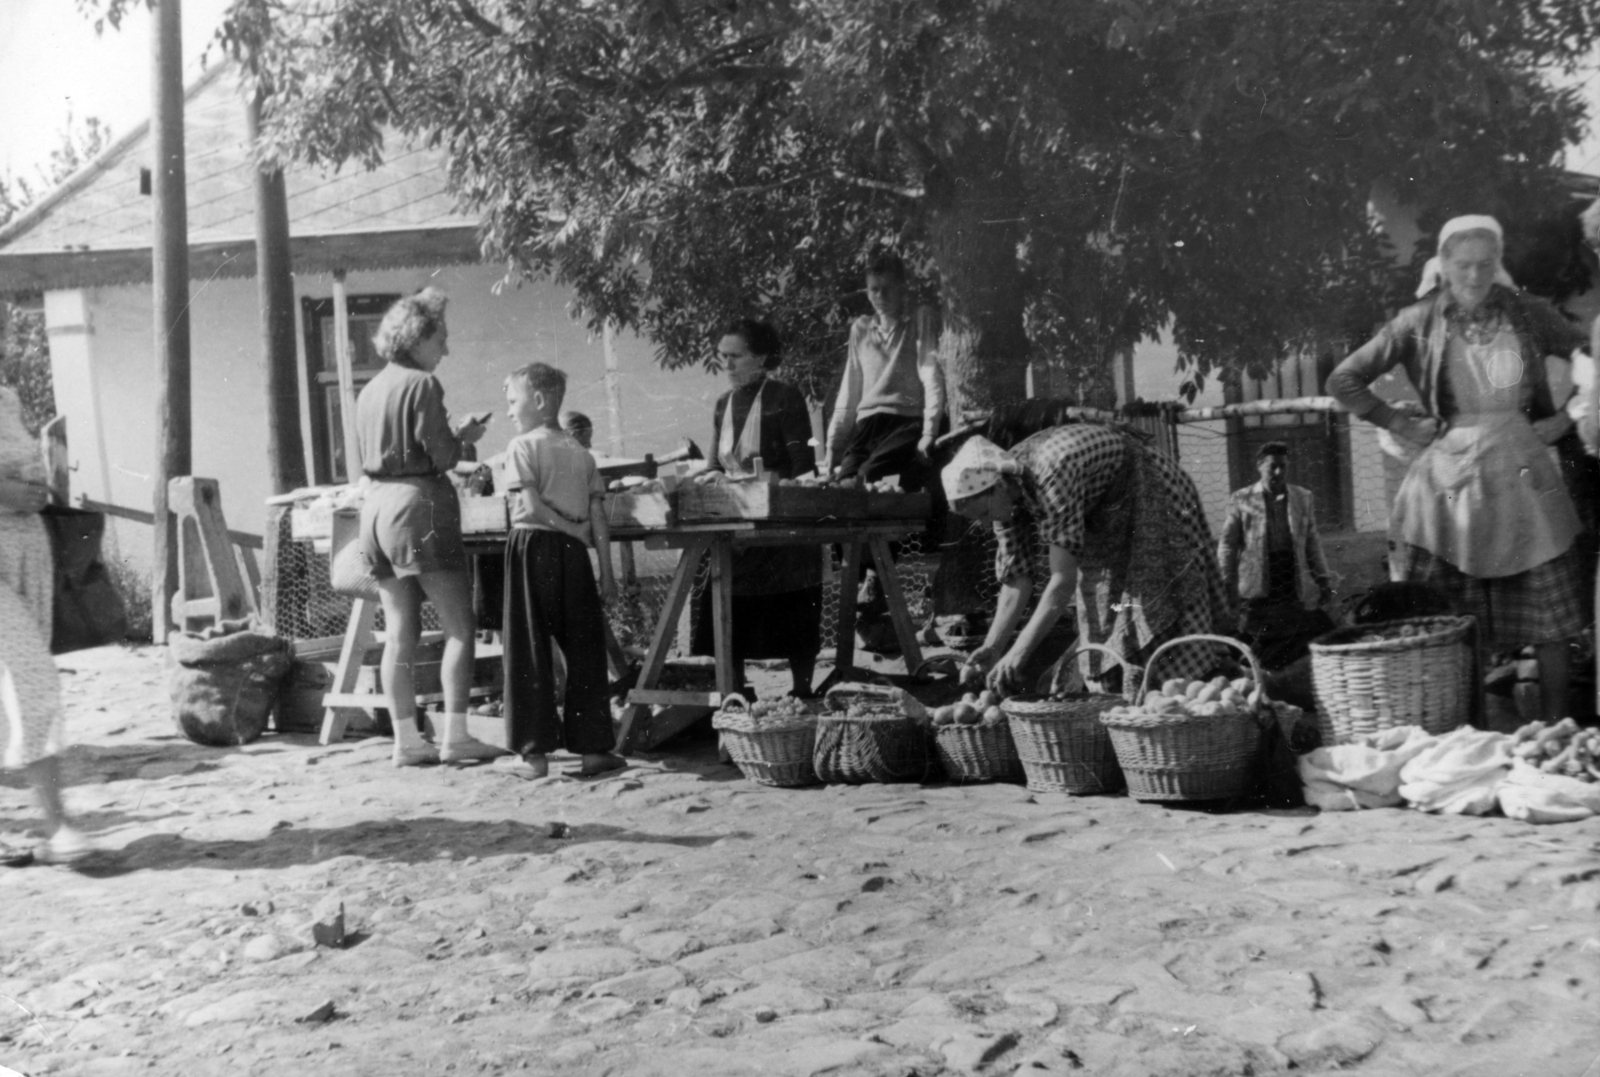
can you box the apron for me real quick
[714,380,823,597]
[1393,329,1578,578]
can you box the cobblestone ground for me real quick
[1,644,1597,1077]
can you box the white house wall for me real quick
[48,262,729,573]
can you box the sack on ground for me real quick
[1496,760,1600,824]
[1298,724,1435,811]
[167,619,293,746]
[1397,727,1511,815]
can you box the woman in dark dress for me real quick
[690,319,823,697]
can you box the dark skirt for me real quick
[690,583,823,664]
[1390,541,1585,649]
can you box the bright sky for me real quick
[0,1,1596,189]
[0,0,234,180]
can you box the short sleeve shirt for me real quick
[506,427,604,529]
[355,362,461,478]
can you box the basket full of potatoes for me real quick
[929,689,1022,783]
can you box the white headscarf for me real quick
[1414,214,1517,298]
[941,435,1018,503]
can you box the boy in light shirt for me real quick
[501,363,624,778]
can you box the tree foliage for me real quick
[2,116,114,434]
[125,0,1600,403]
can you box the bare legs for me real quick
[376,568,486,765]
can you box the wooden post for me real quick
[248,89,308,495]
[151,0,192,644]
[39,416,68,506]
[331,271,362,481]
[602,321,625,456]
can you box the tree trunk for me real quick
[925,133,1031,422]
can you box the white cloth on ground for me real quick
[1397,727,1512,815]
[1298,725,1436,811]
[1496,760,1600,824]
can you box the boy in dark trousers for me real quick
[501,363,624,778]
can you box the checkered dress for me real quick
[994,424,1234,692]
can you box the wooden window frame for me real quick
[300,293,399,484]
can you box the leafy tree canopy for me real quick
[90,0,1600,405]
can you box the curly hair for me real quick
[372,287,448,363]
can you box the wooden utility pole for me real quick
[151,0,192,644]
[330,270,362,481]
[248,89,307,494]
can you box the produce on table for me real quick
[1511,718,1600,782]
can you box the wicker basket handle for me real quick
[1042,642,1141,698]
[719,692,750,714]
[1135,633,1263,705]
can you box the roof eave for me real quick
[0,225,488,298]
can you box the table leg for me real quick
[868,536,925,674]
[320,597,377,745]
[709,537,739,698]
[615,538,709,754]
[833,541,863,677]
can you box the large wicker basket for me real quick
[712,697,818,788]
[1308,616,1474,744]
[934,719,1023,783]
[1000,643,1130,795]
[813,712,934,784]
[1099,634,1264,802]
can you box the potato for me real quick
[933,705,956,726]
[1194,682,1222,705]
[1162,678,1187,697]
[952,702,981,724]
[982,705,1004,724]
[976,689,1000,709]
[1230,677,1252,695]
[962,692,978,705]
[1184,680,1206,701]
[1220,688,1243,708]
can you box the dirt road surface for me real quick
[2,644,1597,1076]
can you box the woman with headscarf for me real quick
[690,318,823,697]
[1327,214,1588,722]
[942,424,1234,695]
[356,287,498,766]
[0,386,92,866]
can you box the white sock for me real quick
[442,712,473,746]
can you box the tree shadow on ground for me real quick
[70,817,753,877]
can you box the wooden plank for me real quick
[678,482,866,522]
[835,541,863,674]
[709,537,737,697]
[40,416,68,505]
[320,597,377,745]
[863,490,933,519]
[77,496,263,549]
[615,539,708,753]
[868,536,925,672]
[625,689,728,708]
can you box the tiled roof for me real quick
[0,62,482,293]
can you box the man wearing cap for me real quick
[1218,442,1335,670]
[942,424,1233,695]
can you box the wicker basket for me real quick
[1099,634,1265,801]
[1000,643,1129,795]
[1309,616,1474,744]
[712,697,818,788]
[934,719,1023,783]
[813,712,934,784]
